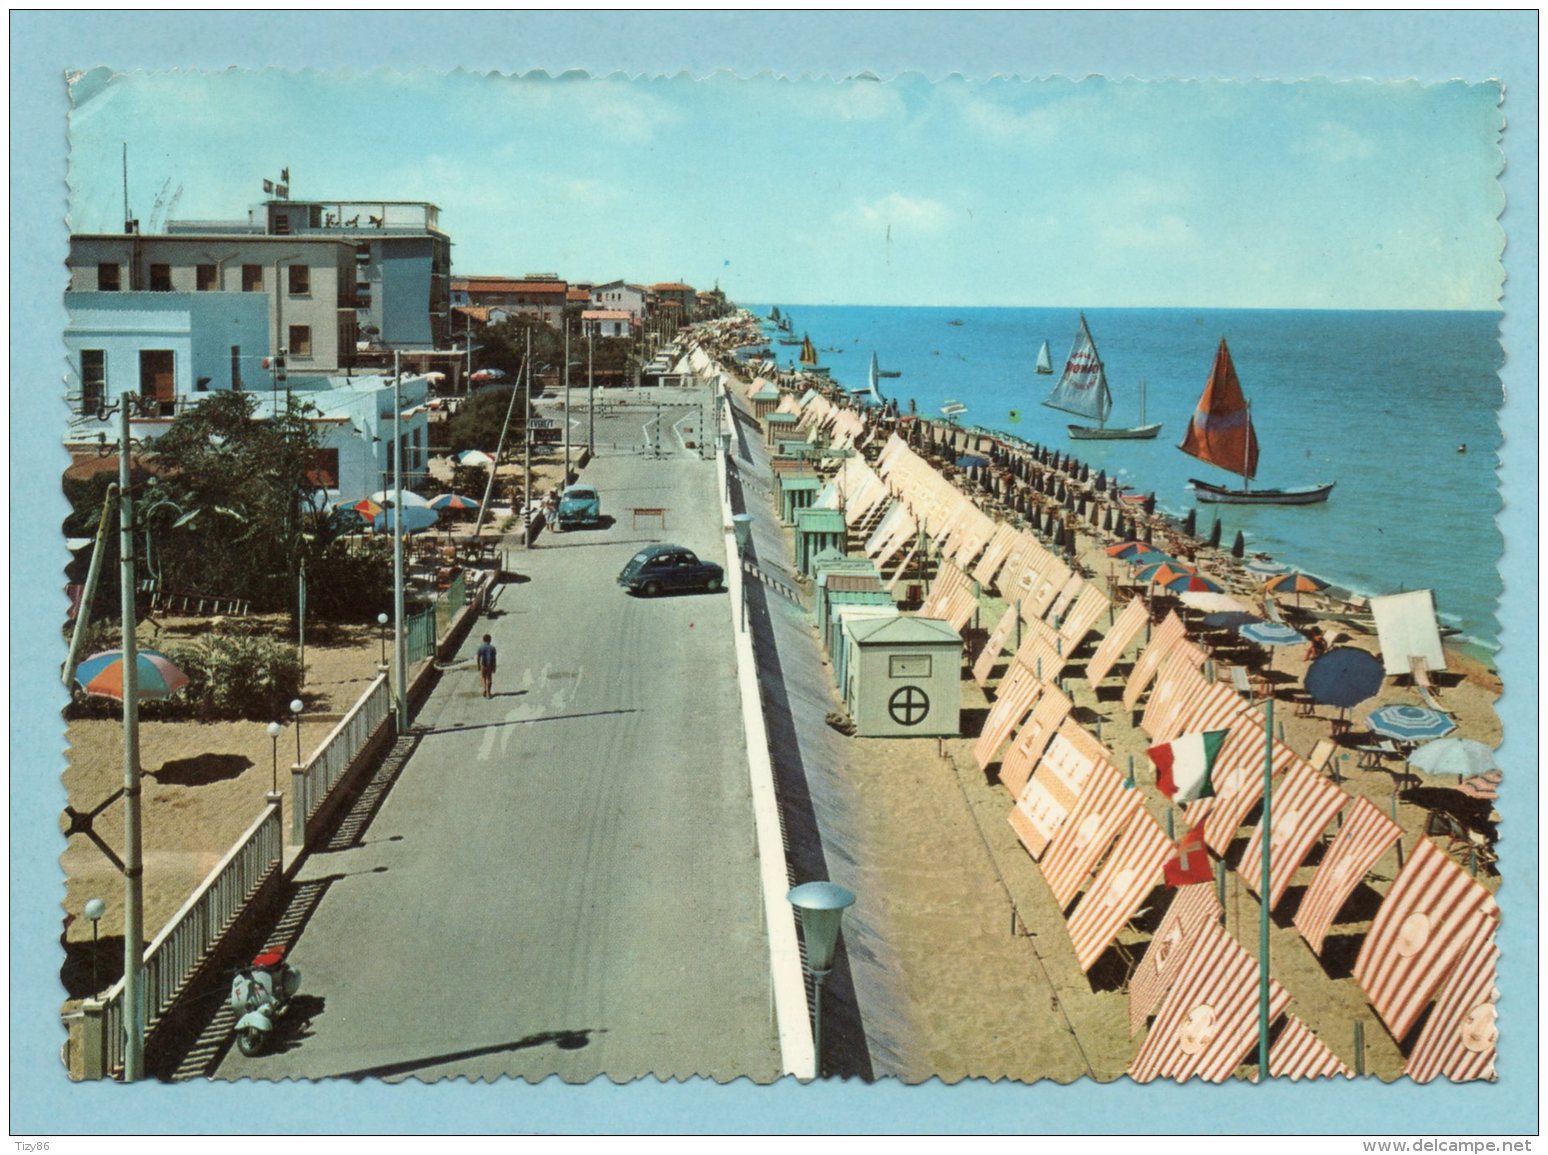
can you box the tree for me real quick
[446,385,528,459]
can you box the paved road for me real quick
[217,396,781,1082]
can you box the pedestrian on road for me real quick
[477,634,497,699]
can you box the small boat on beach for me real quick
[1180,338,1335,505]
[941,400,968,421]
[1044,314,1162,440]
[1035,340,1053,375]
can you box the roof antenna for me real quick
[122,142,133,234]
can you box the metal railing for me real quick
[406,606,437,663]
[434,572,466,634]
[88,802,283,1077]
[291,674,391,844]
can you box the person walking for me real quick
[477,634,498,699]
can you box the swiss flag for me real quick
[1163,816,1213,888]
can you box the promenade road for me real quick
[217,394,781,1082]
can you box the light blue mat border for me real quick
[10,11,1536,1136]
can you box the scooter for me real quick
[228,944,301,1057]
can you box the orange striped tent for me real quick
[970,603,1021,687]
[1065,809,1173,972]
[1009,616,1067,686]
[1294,798,1404,955]
[1021,557,1076,621]
[996,685,1075,799]
[939,584,981,634]
[1140,654,1211,741]
[1129,919,1291,1083]
[1353,838,1500,1041]
[995,533,1049,601]
[1238,760,1350,912]
[1040,759,1141,908]
[1057,583,1111,654]
[1123,612,1188,711]
[1084,597,1150,690]
[1184,710,1303,855]
[972,662,1044,772]
[920,558,970,618]
[971,523,1022,589]
[1404,910,1498,1083]
[1270,1013,1353,1080]
[1155,671,1249,748]
[1045,572,1087,625]
[1127,882,1222,1036]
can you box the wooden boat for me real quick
[1045,314,1162,440]
[1035,339,1053,375]
[1180,338,1334,505]
[799,333,819,367]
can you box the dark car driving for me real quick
[617,544,725,596]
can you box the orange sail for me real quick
[1179,338,1259,479]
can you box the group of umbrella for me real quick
[1101,538,1498,787]
[328,449,492,535]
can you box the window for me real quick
[889,654,933,679]
[230,345,243,391]
[242,264,263,292]
[288,325,312,358]
[80,350,106,413]
[196,264,218,291]
[288,265,310,295]
[97,263,120,292]
[139,350,175,415]
[149,264,172,292]
[308,448,339,489]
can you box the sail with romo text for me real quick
[1042,314,1113,422]
[1179,338,1260,480]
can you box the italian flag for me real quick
[1148,729,1229,803]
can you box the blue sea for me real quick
[747,305,1504,657]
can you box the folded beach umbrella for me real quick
[1367,704,1456,744]
[1183,509,1197,537]
[1304,646,1385,709]
[1244,558,1292,577]
[1202,610,1264,631]
[1406,737,1498,778]
[1208,517,1223,548]
[75,649,189,702]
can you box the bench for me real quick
[632,507,668,530]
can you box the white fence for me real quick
[291,673,392,844]
[83,802,283,1077]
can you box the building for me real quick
[64,290,271,421]
[68,232,359,373]
[589,280,647,323]
[580,309,633,338]
[649,282,696,321]
[170,199,453,351]
[450,275,570,327]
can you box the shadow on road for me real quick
[329,1027,604,1081]
[420,707,639,738]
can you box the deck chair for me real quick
[1409,656,1449,712]
[1262,595,1286,624]
[1308,739,1337,777]
[1230,666,1253,698]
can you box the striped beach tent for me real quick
[1184,711,1303,855]
[1123,612,1188,711]
[1270,1013,1353,1080]
[996,685,1075,799]
[1009,616,1067,686]
[1058,583,1112,653]
[1022,558,1076,621]
[1128,883,1223,1036]
[970,603,1021,687]
[1045,573,1087,625]
[1065,810,1173,972]
[1238,760,1350,912]
[939,584,982,634]
[1294,798,1404,955]
[1040,759,1142,908]
[1141,652,1211,741]
[1157,671,1250,748]
[1128,919,1291,1083]
[920,558,970,618]
[972,662,1045,772]
[1353,838,1500,1041]
[1084,597,1151,690]
[1404,910,1498,1083]
[971,523,1022,589]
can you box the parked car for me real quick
[617,544,724,596]
[552,485,602,532]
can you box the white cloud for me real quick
[1098,213,1193,251]
[838,193,952,235]
[1293,121,1376,163]
[795,79,908,123]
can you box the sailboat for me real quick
[799,333,819,367]
[1181,338,1335,505]
[1035,339,1053,375]
[853,351,902,405]
[1044,314,1162,440]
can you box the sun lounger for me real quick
[1354,739,1400,769]
[1230,666,1253,697]
[1408,656,1449,712]
[1308,739,1337,776]
[1263,595,1285,625]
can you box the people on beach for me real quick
[1304,625,1328,661]
[477,633,498,698]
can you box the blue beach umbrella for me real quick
[1304,646,1385,709]
[1202,610,1263,631]
[1367,704,1457,744]
[1244,558,1291,577]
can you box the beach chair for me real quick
[1230,666,1253,698]
[1409,656,1448,712]
[1307,739,1337,777]
[1262,595,1286,625]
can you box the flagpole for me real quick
[1259,694,1274,1079]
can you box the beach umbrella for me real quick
[1208,517,1222,548]
[1231,530,1247,559]
[368,489,431,508]
[1178,590,1247,613]
[1203,610,1263,631]
[1135,561,1194,586]
[1244,558,1291,577]
[1367,704,1457,744]
[1106,540,1151,559]
[456,449,496,468]
[1239,621,1304,648]
[1094,469,1106,492]
[1164,573,1224,595]
[339,497,385,522]
[74,649,189,702]
[1183,509,1197,537]
[1143,523,1154,544]
[1304,647,1386,709]
[1407,737,1499,779]
[370,505,441,534]
[1264,571,1331,606]
[429,493,481,512]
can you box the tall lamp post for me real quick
[586,325,595,454]
[266,721,283,796]
[391,351,407,731]
[377,612,389,670]
[83,897,107,1001]
[787,880,855,1078]
[562,319,572,484]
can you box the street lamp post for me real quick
[290,698,305,766]
[587,326,595,454]
[266,721,283,796]
[377,612,389,669]
[563,320,572,484]
[392,352,407,732]
[523,327,532,551]
[787,881,856,1078]
[84,897,106,1001]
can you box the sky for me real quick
[67,69,1504,310]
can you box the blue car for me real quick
[617,544,725,597]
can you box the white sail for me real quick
[1042,314,1113,423]
[1035,340,1053,374]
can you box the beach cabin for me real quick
[765,410,801,446]
[777,473,823,524]
[844,615,963,738]
[751,382,782,419]
[813,551,885,628]
[820,573,892,657]
[794,507,848,577]
[834,602,900,699]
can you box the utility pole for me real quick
[523,327,532,550]
[392,351,407,732]
[563,319,571,484]
[117,397,145,1083]
[587,325,595,454]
